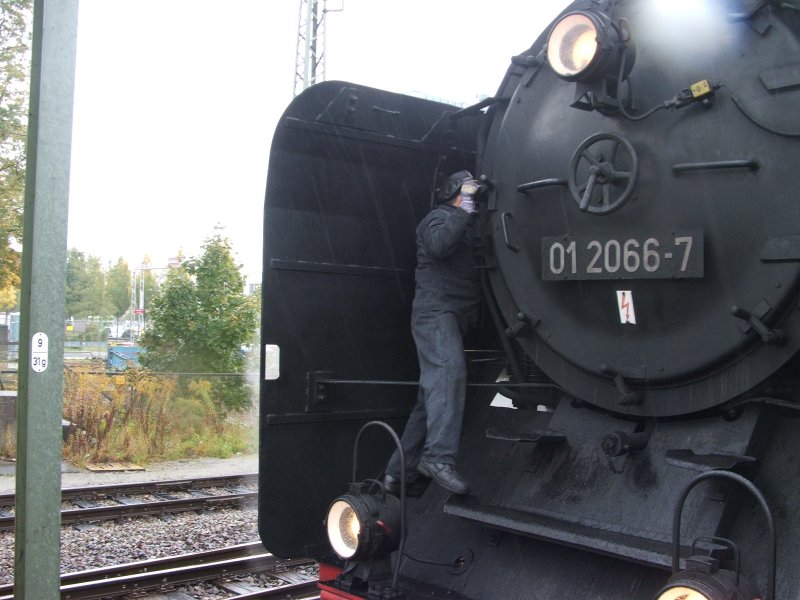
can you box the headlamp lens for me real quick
[547,13,599,77]
[655,586,712,600]
[326,499,361,559]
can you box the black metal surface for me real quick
[445,401,770,567]
[258,1,800,598]
[259,81,482,558]
[672,159,760,172]
[386,396,671,599]
[670,471,777,600]
[484,427,565,444]
[664,450,756,472]
[516,178,567,192]
[482,0,800,416]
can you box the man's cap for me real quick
[437,170,475,203]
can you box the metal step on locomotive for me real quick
[259,0,800,598]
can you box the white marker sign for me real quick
[264,344,280,380]
[31,332,49,372]
[617,291,637,325]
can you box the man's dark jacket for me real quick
[411,203,480,329]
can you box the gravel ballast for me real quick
[0,454,263,587]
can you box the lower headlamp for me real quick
[659,471,773,600]
[656,586,711,600]
[655,566,761,600]
[326,499,362,559]
[325,482,401,561]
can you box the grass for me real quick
[60,369,257,466]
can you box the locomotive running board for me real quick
[485,427,566,444]
[445,495,688,568]
[444,400,772,568]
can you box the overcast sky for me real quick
[67,1,566,284]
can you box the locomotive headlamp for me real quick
[546,10,633,82]
[654,565,761,600]
[323,421,408,597]
[325,482,401,561]
[326,497,362,559]
[655,586,710,600]
[547,13,598,78]
[657,471,775,600]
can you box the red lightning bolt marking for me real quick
[621,292,631,322]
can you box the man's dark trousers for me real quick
[386,310,467,478]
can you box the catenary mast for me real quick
[294,0,343,96]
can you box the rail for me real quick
[0,474,260,531]
[0,473,258,507]
[0,542,319,599]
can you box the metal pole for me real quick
[130,271,136,334]
[15,1,79,598]
[304,0,314,86]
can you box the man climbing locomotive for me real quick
[384,171,482,497]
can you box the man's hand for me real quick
[458,180,479,214]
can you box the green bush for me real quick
[62,370,256,465]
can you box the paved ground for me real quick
[0,454,259,494]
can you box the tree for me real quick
[0,284,16,311]
[65,249,109,318]
[140,235,258,410]
[106,257,131,322]
[0,0,33,297]
[65,249,88,317]
[83,255,107,315]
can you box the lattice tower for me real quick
[293,0,327,97]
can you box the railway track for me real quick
[0,474,259,532]
[0,541,319,599]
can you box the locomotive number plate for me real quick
[542,230,703,280]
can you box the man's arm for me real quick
[420,208,473,258]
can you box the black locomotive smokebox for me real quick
[481,1,800,417]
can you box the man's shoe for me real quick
[416,459,470,495]
[383,473,430,497]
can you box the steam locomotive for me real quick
[259,0,800,598]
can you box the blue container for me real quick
[107,345,142,370]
